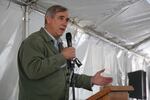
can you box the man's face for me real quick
[46,11,69,38]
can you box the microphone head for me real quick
[66,32,72,41]
[66,32,72,47]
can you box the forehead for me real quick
[55,11,69,17]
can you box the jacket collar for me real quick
[39,27,59,53]
[39,27,55,43]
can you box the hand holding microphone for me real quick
[63,32,82,67]
[61,47,75,60]
[61,32,75,60]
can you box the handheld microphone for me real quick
[66,32,82,67]
[66,32,72,47]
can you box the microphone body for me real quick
[66,33,76,100]
[66,32,82,67]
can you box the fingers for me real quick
[102,77,113,83]
[62,47,76,59]
[97,76,113,86]
[91,74,113,86]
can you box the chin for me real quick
[59,31,65,35]
[57,33,63,37]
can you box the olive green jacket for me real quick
[17,28,92,100]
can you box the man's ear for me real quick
[45,16,52,24]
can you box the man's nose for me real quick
[63,20,68,26]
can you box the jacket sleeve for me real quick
[18,38,66,80]
[73,74,93,91]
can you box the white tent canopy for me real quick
[0,0,150,100]
[13,0,150,59]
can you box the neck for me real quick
[44,26,60,40]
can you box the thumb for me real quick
[99,69,105,74]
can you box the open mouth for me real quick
[60,28,65,31]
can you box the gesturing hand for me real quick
[91,69,113,86]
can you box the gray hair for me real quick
[45,5,68,25]
[45,5,68,17]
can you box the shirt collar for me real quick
[43,27,56,41]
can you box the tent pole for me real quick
[24,5,29,37]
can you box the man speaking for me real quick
[17,5,113,100]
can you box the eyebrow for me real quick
[59,16,70,21]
